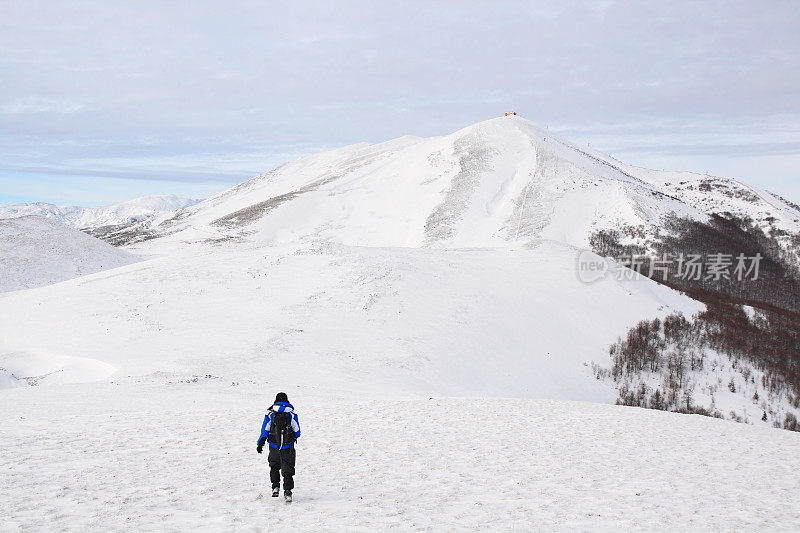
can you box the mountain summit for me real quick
[114,116,799,257]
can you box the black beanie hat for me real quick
[275,392,288,403]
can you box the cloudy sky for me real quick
[1,0,799,206]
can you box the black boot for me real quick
[284,490,292,503]
[272,486,280,497]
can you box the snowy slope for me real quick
[119,116,798,257]
[0,240,702,397]
[0,194,200,231]
[610,154,800,236]
[2,116,794,417]
[0,216,140,293]
[2,385,799,531]
[3,116,800,530]
[569,144,800,261]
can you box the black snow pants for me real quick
[268,447,296,491]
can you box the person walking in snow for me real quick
[257,392,301,502]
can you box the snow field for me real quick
[2,384,799,531]
[0,241,699,400]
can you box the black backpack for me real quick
[269,410,295,448]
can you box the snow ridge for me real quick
[0,194,201,231]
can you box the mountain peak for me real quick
[109,118,800,261]
[450,114,550,140]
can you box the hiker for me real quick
[257,392,301,502]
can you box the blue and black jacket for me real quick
[258,402,301,450]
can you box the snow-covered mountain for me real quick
[4,116,800,529]
[0,216,140,293]
[107,117,798,259]
[0,194,201,232]
[2,118,798,408]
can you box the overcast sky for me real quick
[1,0,799,206]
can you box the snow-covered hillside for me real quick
[107,116,798,258]
[1,116,797,424]
[0,194,200,231]
[0,216,140,293]
[0,241,701,396]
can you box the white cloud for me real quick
[1,96,86,114]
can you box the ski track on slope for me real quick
[2,385,799,531]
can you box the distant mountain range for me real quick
[0,194,201,232]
